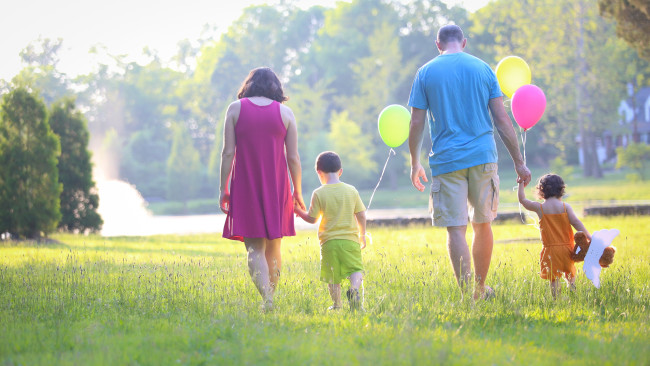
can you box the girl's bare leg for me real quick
[550,279,561,299]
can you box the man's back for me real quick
[409,52,502,176]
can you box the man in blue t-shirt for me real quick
[408,24,531,301]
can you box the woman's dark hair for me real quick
[315,151,341,173]
[237,67,288,103]
[535,174,566,199]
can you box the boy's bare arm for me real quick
[355,210,367,249]
[294,202,318,224]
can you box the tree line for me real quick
[1,0,649,230]
[0,89,101,238]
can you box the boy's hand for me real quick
[360,235,367,250]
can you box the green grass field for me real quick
[1,216,648,365]
[147,168,650,215]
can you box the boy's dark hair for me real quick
[535,174,566,199]
[315,151,341,173]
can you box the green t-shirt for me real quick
[307,182,366,245]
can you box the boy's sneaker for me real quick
[327,304,342,311]
[346,288,361,311]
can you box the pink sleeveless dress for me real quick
[223,98,295,242]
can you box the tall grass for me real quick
[1,217,648,365]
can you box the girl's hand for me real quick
[219,190,230,214]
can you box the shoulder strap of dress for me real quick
[563,202,567,213]
[540,203,544,215]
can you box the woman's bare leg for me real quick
[244,238,272,304]
[265,238,282,293]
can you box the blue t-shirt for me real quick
[408,52,503,176]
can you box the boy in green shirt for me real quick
[294,151,367,311]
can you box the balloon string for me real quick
[367,148,395,210]
[513,128,539,229]
[522,128,527,165]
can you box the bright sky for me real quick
[0,0,490,81]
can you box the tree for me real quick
[166,123,202,204]
[328,111,377,185]
[599,0,650,60]
[616,142,650,180]
[12,37,70,105]
[470,0,649,177]
[120,129,169,198]
[0,88,61,239]
[49,98,103,233]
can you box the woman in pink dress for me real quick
[219,67,305,310]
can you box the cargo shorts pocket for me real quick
[429,178,441,215]
[490,174,499,212]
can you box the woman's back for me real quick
[223,97,295,241]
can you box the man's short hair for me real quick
[437,24,464,44]
[316,151,341,173]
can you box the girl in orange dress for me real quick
[518,174,590,298]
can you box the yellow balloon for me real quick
[495,56,531,98]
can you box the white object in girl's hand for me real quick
[583,229,619,288]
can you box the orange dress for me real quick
[538,203,576,281]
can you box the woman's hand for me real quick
[219,190,230,214]
[293,191,306,211]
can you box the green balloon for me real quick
[378,104,411,148]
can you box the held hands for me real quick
[410,162,428,192]
[293,191,306,211]
[515,163,532,187]
[293,199,304,216]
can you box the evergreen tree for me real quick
[49,98,103,233]
[0,88,62,239]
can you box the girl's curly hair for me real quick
[535,174,566,199]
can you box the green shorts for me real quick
[320,239,364,284]
[429,163,500,227]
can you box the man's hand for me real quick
[410,162,428,192]
[515,163,532,187]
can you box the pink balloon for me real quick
[511,84,546,130]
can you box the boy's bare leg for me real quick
[328,284,342,309]
[348,272,364,310]
[349,272,363,290]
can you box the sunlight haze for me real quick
[1,0,490,81]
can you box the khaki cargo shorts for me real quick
[429,163,500,227]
